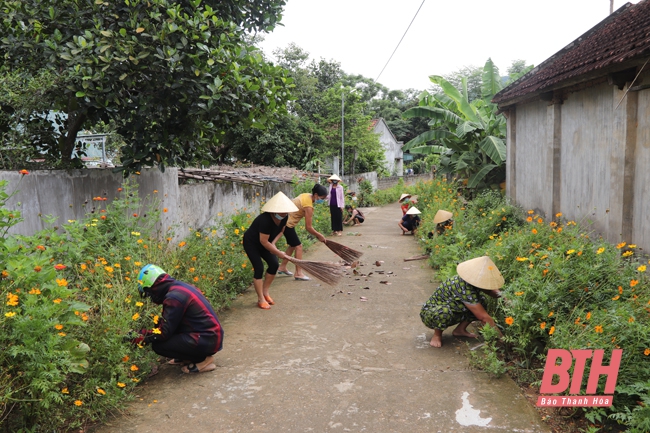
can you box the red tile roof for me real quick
[493,1,650,106]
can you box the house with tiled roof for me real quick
[493,0,650,249]
[371,118,403,176]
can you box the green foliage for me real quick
[0,0,291,172]
[0,176,255,430]
[410,179,650,430]
[467,323,508,378]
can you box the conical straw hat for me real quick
[328,174,342,182]
[456,256,504,290]
[433,210,453,224]
[261,192,299,213]
[405,206,421,215]
[399,193,412,202]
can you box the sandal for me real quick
[294,275,310,281]
[257,300,271,310]
[264,295,275,305]
[167,358,190,366]
[277,270,294,276]
[181,362,216,374]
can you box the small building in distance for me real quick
[371,118,403,176]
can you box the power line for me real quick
[374,0,426,84]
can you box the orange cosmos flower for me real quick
[594,325,603,333]
[505,317,514,325]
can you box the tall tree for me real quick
[0,0,291,173]
[403,59,506,189]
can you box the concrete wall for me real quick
[377,173,433,190]
[505,73,650,249]
[0,168,291,243]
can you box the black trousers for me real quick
[330,205,343,231]
[151,333,218,363]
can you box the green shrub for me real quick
[0,176,254,431]
[410,179,650,430]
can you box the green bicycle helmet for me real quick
[137,264,166,296]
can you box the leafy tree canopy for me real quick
[0,0,292,174]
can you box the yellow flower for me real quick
[80,263,87,270]
[526,216,533,222]
[549,326,555,335]
[234,229,240,235]
[132,313,140,320]
[97,388,106,395]
[594,325,603,333]
[531,229,537,234]
[516,257,528,262]
[540,322,546,330]
[56,278,68,287]
[527,210,534,214]
[130,365,139,371]
[131,378,140,383]
[242,263,247,268]
[629,244,637,248]
[131,231,141,236]
[566,249,575,255]
[612,295,620,301]
[4,312,16,318]
[555,212,562,218]
[622,251,633,257]
[505,317,514,325]
[628,317,635,323]
[58,332,66,337]
[179,242,186,247]
[548,311,554,317]
[193,276,199,282]
[134,261,142,266]
[61,388,69,394]
[638,265,647,272]
[104,266,114,273]
[616,242,626,249]
[117,382,126,388]
[596,247,605,254]
[153,315,159,324]
[53,298,62,304]
[137,239,143,244]
[152,328,162,334]
[630,279,639,287]
[135,302,144,307]
[55,324,64,330]
[74,400,83,406]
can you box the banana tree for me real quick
[402,58,506,189]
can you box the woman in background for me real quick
[343,205,365,226]
[327,174,345,236]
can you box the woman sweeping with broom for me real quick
[277,184,329,281]
[243,192,298,310]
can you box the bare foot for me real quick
[452,329,478,338]
[430,334,443,347]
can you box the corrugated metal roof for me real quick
[493,0,650,106]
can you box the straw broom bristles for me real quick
[286,257,342,286]
[325,240,364,263]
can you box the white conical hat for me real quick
[405,206,421,215]
[261,192,299,213]
[433,210,453,224]
[457,256,504,290]
[399,193,412,202]
[328,174,342,182]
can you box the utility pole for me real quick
[610,0,614,14]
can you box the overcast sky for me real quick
[259,0,640,91]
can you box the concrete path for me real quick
[92,202,550,433]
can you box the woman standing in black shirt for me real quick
[243,192,298,310]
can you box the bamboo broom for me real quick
[325,240,364,263]
[286,257,343,286]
